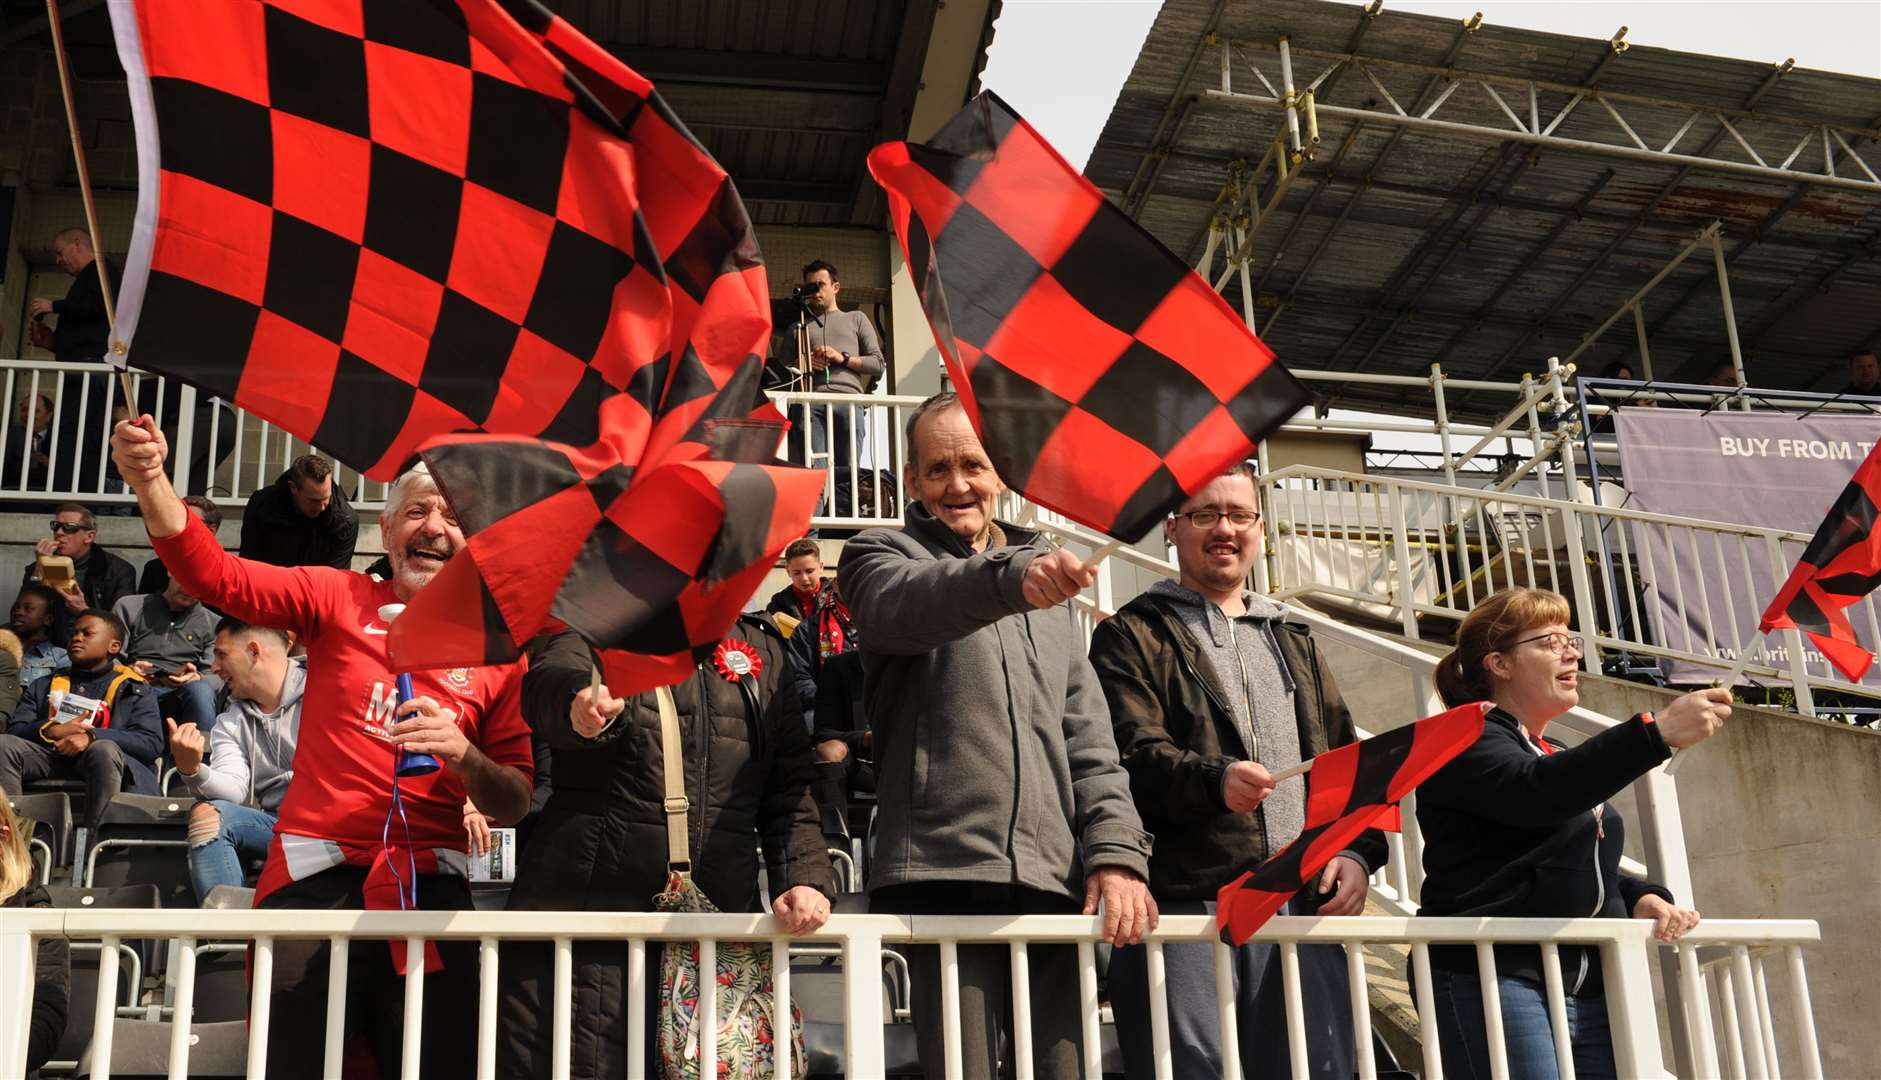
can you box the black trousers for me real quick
[0,732,129,829]
[257,866,478,1080]
[872,881,1087,1080]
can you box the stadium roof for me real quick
[1086,0,1881,419]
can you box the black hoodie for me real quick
[1415,706,1675,997]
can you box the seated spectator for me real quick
[1417,588,1728,1079]
[781,552,855,732]
[20,503,137,616]
[1,795,68,1074]
[4,392,52,489]
[238,454,358,570]
[1705,361,1741,388]
[0,629,20,731]
[0,608,162,829]
[11,584,70,688]
[169,619,302,902]
[810,648,872,841]
[1844,351,1879,397]
[497,622,829,1077]
[137,494,222,595]
[113,577,219,734]
[114,416,531,1080]
[765,537,830,621]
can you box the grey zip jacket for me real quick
[180,659,305,813]
[841,506,1152,898]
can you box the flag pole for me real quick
[1665,637,1758,776]
[1084,537,1124,567]
[45,0,140,412]
[1270,757,1313,784]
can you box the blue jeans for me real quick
[1108,899,1353,1080]
[1431,969,1618,1080]
[808,399,865,519]
[188,800,275,901]
[160,680,219,733]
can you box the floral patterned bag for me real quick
[650,686,806,1079]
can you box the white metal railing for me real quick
[0,908,1824,1080]
[1253,463,1863,714]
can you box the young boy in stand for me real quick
[0,609,162,829]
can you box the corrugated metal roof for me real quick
[548,0,949,229]
[1086,0,1881,420]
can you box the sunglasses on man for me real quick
[48,521,90,535]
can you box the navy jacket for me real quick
[1415,706,1675,996]
[10,662,164,793]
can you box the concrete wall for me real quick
[1313,630,1878,1075]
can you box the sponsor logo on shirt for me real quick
[364,680,398,739]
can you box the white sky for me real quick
[981,1,1881,170]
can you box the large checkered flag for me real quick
[868,92,1310,541]
[108,0,818,690]
[107,0,764,475]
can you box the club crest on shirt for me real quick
[445,667,474,691]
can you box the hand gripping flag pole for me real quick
[1216,702,1490,946]
[375,604,439,778]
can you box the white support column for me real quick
[1602,934,1668,1079]
[0,924,38,1078]
[1712,232,1747,400]
[1278,37,1302,156]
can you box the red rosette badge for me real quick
[712,640,764,683]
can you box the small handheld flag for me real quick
[1216,702,1490,945]
[1754,440,1881,683]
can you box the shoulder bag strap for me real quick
[656,685,691,872]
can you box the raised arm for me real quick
[113,418,324,635]
[838,530,1038,655]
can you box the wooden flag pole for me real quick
[1666,637,1759,776]
[45,0,139,412]
[1083,537,1125,568]
[1270,757,1312,784]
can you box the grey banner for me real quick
[1610,408,1881,687]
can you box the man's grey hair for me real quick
[903,391,962,463]
[381,461,441,520]
[52,227,91,250]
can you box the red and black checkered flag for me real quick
[388,360,823,696]
[108,0,766,477]
[1217,702,1490,945]
[868,92,1309,541]
[1758,442,1881,682]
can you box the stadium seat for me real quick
[83,793,195,908]
[9,791,72,883]
[182,886,256,1024]
[72,1018,246,1079]
[44,885,162,1074]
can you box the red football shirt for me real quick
[152,516,532,856]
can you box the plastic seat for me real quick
[9,791,71,883]
[83,793,195,908]
[43,885,162,1074]
[73,1018,247,1079]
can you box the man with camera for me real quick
[791,259,884,519]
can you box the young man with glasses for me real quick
[21,503,137,617]
[1088,462,1384,1080]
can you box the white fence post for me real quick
[844,927,887,1080]
[1602,931,1668,1078]
[0,922,39,1078]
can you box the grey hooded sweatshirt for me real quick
[841,505,1152,899]
[180,659,305,812]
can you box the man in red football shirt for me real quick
[113,415,532,1079]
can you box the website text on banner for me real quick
[1611,407,1881,687]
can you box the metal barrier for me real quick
[0,908,1824,1080]
[1252,464,1849,714]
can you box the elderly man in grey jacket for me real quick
[167,618,302,902]
[841,392,1156,1080]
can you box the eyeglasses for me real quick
[1500,632,1586,657]
[1171,509,1261,529]
[48,521,89,535]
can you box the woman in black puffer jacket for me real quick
[496,618,832,1080]
[1417,587,1730,1080]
